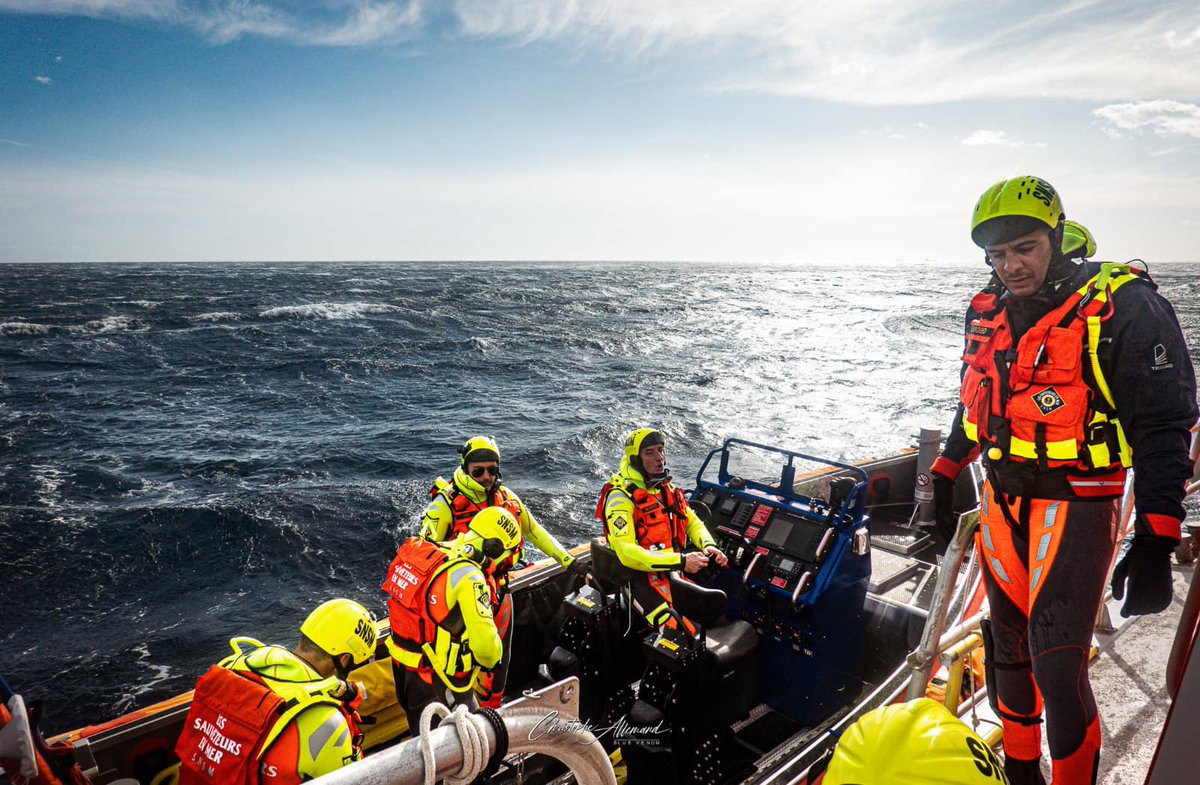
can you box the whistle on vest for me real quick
[331,680,366,712]
[984,418,1012,463]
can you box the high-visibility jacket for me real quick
[597,458,716,572]
[426,475,525,574]
[958,264,1140,492]
[175,640,359,785]
[382,538,501,693]
[599,479,689,552]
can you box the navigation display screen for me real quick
[762,517,792,547]
[760,513,827,560]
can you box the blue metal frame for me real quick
[691,438,870,606]
[693,437,869,528]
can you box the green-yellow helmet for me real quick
[459,435,500,467]
[467,506,522,561]
[1061,219,1096,260]
[971,175,1064,248]
[824,699,1009,785]
[624,428,665,461]
[300,598,377,666]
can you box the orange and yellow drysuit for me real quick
[597,456,716,630]
[419,467,574,708]
[176,641,361,785]
[382,536,502,729]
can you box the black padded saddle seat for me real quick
[589,538,634,596]
[669,572,758,668]
[704,619,758,667]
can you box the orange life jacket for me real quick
[175,667,286,785]
[382,537,458,647]
[597,480,690,552]
[382,537,496,690]
[959,265,1137,488]
[431,480,526,572]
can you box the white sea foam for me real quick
[82,315,145,332]
[260,302,401,320]
[0,321,51,335]
[191,311,245,322]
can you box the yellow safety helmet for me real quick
[299,598,378,666]
[624,428,665,461]
[824,698,1010,785]
[459,435,501,467]
[467,506,522,562]
[1061,219,1097,260]
[970,175,1064,248]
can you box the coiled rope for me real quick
[418,702,492,785]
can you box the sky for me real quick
[1,1,1198,263]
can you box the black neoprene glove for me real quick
[932,473,957,547]
[1111,535,1177,617]
[567,558,589,579]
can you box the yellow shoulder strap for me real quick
[1082,263,1139,410]
[257,694,345,759]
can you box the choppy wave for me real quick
[260,302,401,320]
[190,311,244,322]
[0,321,52,335]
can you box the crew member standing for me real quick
[930,175,1197,785]
[421,436,583,708]
[385,507,522,729]
[176,599,377,785]
[597,428,727,631]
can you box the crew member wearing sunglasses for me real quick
[419,435,584,709]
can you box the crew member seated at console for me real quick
[175,599,376,785]
[597,428,728,632]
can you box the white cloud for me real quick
[0,0,423,46]
[34,75,52,85]
[450,0,1200,105]
[1093,100,1200,139]
[961,130,1019,147]
[0,0,178,18]
[4,1,1200,104]
[1,139,31,146]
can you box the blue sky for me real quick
[1,1,1198,263]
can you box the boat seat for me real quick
[704,619,758,668]
[668,572,758,726]
[588,538,634,597]
[668,573,759,669]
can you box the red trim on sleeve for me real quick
[930,456,963,481]
[1143,513,1182,541]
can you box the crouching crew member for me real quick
[385,506,523,730]
[421,435,584,708]
[176,599,377,785]
[597,428,727,631]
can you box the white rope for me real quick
[418,702,493,785]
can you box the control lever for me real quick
[814,528,834,560]
[791,571,813,610]
[742,551,763,588]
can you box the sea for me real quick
[2,261,1197,735]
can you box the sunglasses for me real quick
[470,465,500,479]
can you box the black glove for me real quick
[567,558,589,579]
[932,473,957,547]
[1111,535,1177,617]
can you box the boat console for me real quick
[691,439,871,727]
